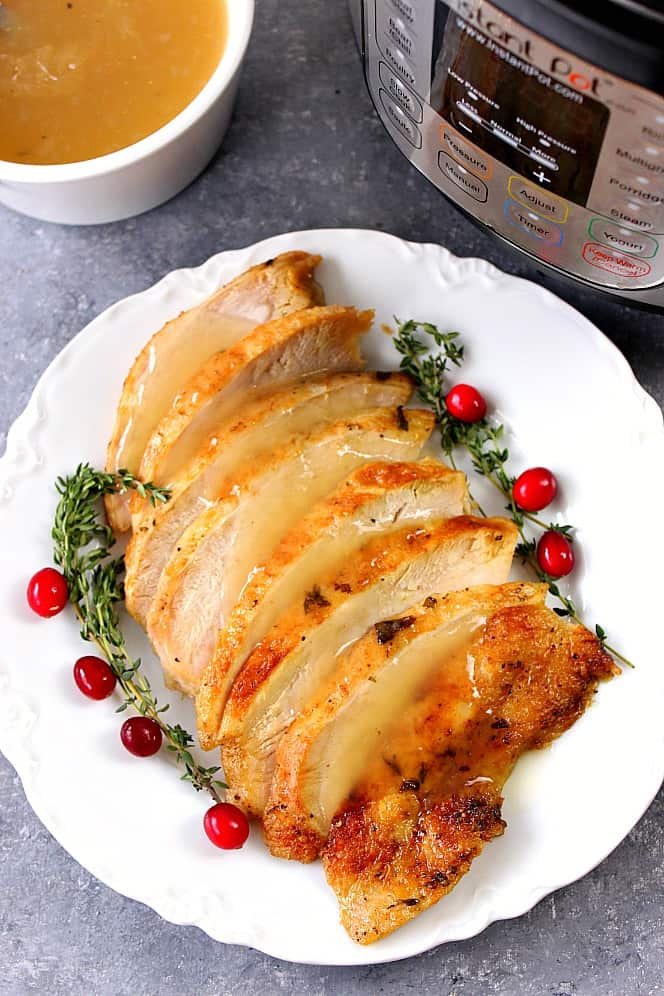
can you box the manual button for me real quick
[508,176,569,223]
[441,126,491,179]
[379,90,422,148]
[438,153,488,202]
[588,218,658,258]
[379,62,422,122]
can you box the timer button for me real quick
[507,176,569,223]
[441,126,492,179]
[379,90,422,148]
[438,153,488,202]
[588,218,659,259]
[504,200,563,245]
[379,62,422,123]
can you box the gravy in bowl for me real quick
[0,0,227,165]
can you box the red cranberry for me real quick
[537,530,575,578]
[513,467,558,512]
[27,567,68,617]
[74,656,116,700]
[446,383,487,423]
[120,716,162,757]
[204,802,250,850]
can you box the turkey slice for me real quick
[125,371,413,627]
[147,407,436,696]
[221,515,518,817]
[137,305,371,492]
[197,459,470,750]
[106,251,323,532]
[321,601,617,944]
[264,582,546,861]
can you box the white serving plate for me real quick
[0,229,662,966]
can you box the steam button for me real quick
[379,62,423,122]
[379,90,422,148]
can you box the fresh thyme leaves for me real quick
[392,319,632,669]
[51,463,227,800]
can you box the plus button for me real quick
[532,169,551,184]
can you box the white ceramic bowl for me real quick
[0,1,254,225]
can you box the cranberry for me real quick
[27,567,69,618]
[73,655,116,700]
[537,530,575,578]
[204,802,250,850]
[446,383,487,423]
[120,716,162,757]
[513,467,558,512]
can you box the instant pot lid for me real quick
[493,0,664,93]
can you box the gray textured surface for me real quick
[1,1,663,993]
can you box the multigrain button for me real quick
[438,153,488,202]
[379,89,422,148]
[441,127,491,179]
[588,218,659,258]
[582,242,652,279]
[379,62,422,122]
[614,145,664,179]
[507,176,569,223]
[504,200,563,245]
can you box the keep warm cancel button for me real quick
[582,242,652,279]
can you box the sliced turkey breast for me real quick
[220,515,518,818]
[105,251,323,533]
[263,582,546,862]
[147,408,436,696]
[125,371,413,627]
[321,602,617,944]
[197,459,470,750]
[137,305,371,491]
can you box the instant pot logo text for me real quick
[450,0,610,98]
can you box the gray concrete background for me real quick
[1,2,662,993]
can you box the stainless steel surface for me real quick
[354,0,664,306]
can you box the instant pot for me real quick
[350,0,664,307]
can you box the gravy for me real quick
[0,0,227,164]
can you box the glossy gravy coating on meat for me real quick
[0,0,227,164]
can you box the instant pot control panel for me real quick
[361,0,664,302]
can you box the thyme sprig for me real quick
[51,463,227,800]
[393,319,632,668]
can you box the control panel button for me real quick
[588,218,659,258]
[642,121,664,148]
[606,203,656,232]
[438,153,488,202]
[379,89,422,148]
[614,145,664,180]
[379,40,417,90]
[582,242,652,279]
[606,174,664,209]
[386,13,415,59]
[504,200,563,245]
[389,0,416,25]
[440,126,492,179]
[379,62,422,123]
[507,176,569,223]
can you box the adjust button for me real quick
[441,126,492,179]
[588,218,659,258]
[379,62,422,122]
[582,242,652,279]
[507,176,569,223]
[379,90,422,148]
[438,153,488,202]
[504,200,563,245]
